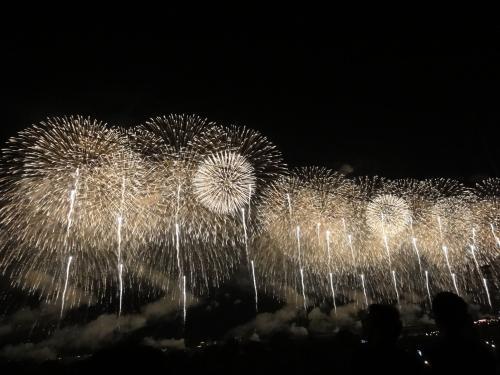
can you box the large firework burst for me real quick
[0,114,498,316]
[0,116,133,308]
[193,150,256,215]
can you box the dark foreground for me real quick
[1,323,499,375]
[2,293,500,374]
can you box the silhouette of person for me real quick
[429,292,496,374]
[352,304,422,375]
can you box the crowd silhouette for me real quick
[428,292,496,373]
[352,303,422,374]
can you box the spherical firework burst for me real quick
[0,116,133,308]
[192,124,286,213]
[366,194,411,238]
[193,150,256,215]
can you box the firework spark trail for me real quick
[380,213,392,267]
[437,215,452,288]
[296,226,301,265]
[325,230,332,266]
[60,256,73,319]
[247,184,252,218]
[295,225,307,310]
[242,206,258,311]
[118,263,124,318]
[347,234,355,266]
[382,214,398,304]
[116,176,126,318]
[408,217,423,274]
[469,240,492,305]
[116,215,124,318]
[299,267,307,311]
[392,270,400,307]
[286,193,292,219]
[360,274,368,308]
[425,270,432,308]
[60,168,79,318]
[325,230,337,313]
[242,208,249,262]
[412,237,423,274]
[251,260,258,312]
[483,278,492,308]
[329,272,336,314]
[470,244,482,277]
[175,225,181,274]
[341,217,355,263]
[117,215,123,262]
[65,168,80,238]
[343,218,361,304]
[325,230,333,291]
[441,246,454,284]
[175,183,182,276]
[182,275,187,324]
[451,273,460,296]
[469,227,483,283]
[437,215,444,240]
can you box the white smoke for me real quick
[0,294,198,362]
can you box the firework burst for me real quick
[193,150,256,215]
[0,114,498,317]
[0,116,132,309]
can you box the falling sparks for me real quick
[451,273,460,296]
[182,275,187,324]
[392,270,400,307]
[251,260,258,312]
[118,263,124,318]
[425,270,432,308]
[300,267,307,311]
[329,272,336,314]
[60,256,73,319]
[360,274,368,308]
[483,278,492,308]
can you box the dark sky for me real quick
[2,14,499,179]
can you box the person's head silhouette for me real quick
[362,304,402,346]
[432,292,473,338]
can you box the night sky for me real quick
[2,15,498,180]
[1,12,500,371]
